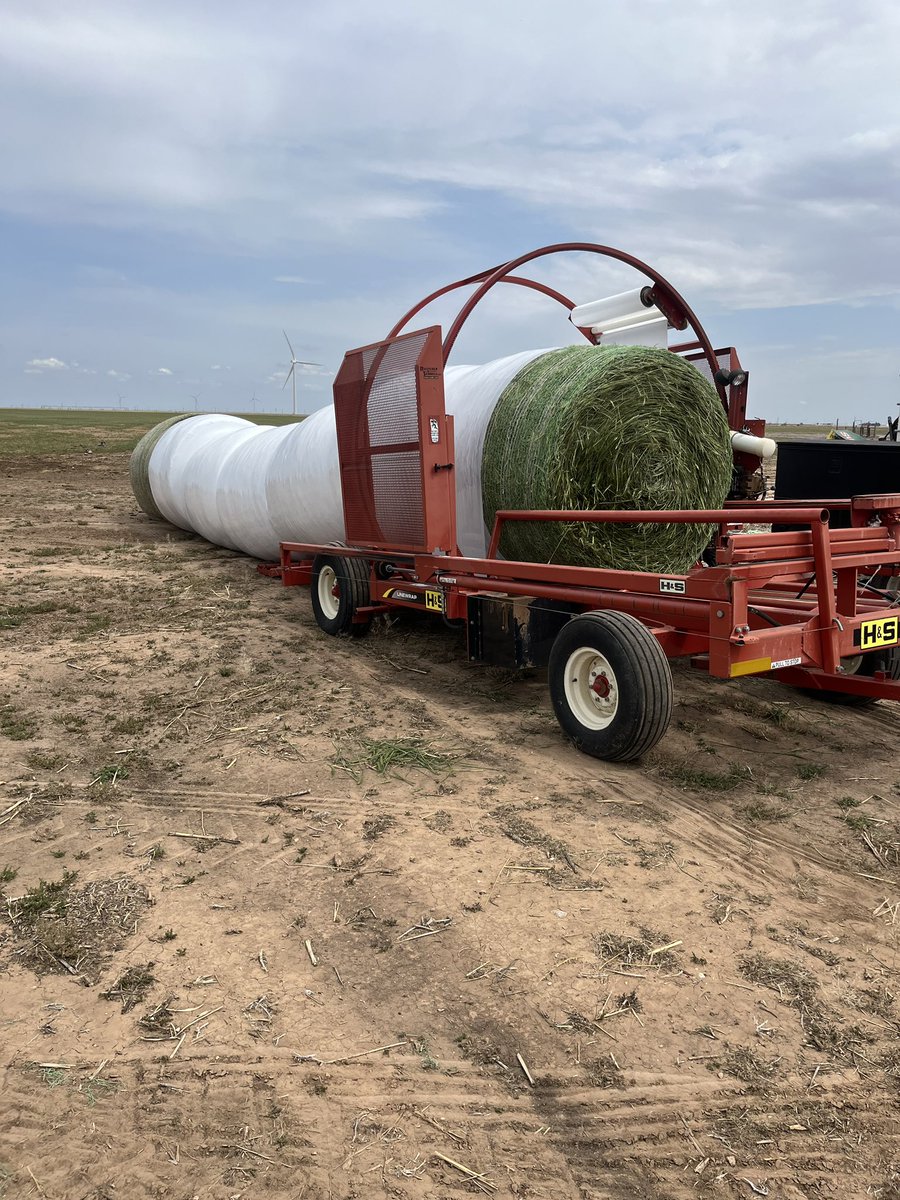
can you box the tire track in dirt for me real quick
[635,785,900,956]
[122,787,490,819]
[6,1046,896,1189]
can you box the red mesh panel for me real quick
[372,453,424,544]
[334,329,430,550]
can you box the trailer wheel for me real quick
[310,554,371,637]
[548,612,673,761]
[805,646,900,708]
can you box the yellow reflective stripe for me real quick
[730,657,773,678]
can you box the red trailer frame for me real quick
[262,245,900,759]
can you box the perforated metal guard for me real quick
[332,326,456,554]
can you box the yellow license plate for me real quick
[854,615,900,650]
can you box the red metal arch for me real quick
[387,270,595,346]
[389,242,726,404]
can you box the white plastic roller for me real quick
[730,430,776,458]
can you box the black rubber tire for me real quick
[802,645,900,708]
[548,611,673,762]
[310,554,371,637]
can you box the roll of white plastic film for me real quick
[569,288,652,330]
[730,430,776,458]
[599,316,669,348]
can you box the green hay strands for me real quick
[129,413,197,519]
[480,345,732,572]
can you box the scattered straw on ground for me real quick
[3,873,150,982]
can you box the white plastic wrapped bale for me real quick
[148,415,244,536]
[215,424,291,559]
[131,358,545,560]
[181,420,273,552]
[265,407,345,550]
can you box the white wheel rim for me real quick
[317,565,340,620]
[564,647,619,730]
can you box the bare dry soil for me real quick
[1,451,899,1199]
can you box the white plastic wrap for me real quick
[182,422,269,551]
[265,407,345,548]
[730,430,776,458]
[216,424,293,559]
[149,415,247,534]
[443,349,548,556]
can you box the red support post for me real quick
[809,517,839,674]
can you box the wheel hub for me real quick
[591,672,611,698]
[564,647,620,731]
[317,565,341,621]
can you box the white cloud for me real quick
[26,356,68,370]
[0,3,891,312]
[156,367,173,375]
[106,368,130,380]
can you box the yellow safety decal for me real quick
[730,657,773,678]
[854,615,900,650]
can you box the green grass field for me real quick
[0,407,844,458]
[0,408,303,455]
[768,423,836,440]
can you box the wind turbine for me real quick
[282,330,320,416]
[189,392,201,411]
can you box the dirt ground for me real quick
[1,451,899,1200]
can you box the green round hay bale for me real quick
[129,413,197,519]
[481,345,732,572]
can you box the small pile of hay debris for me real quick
[3,872,150,982]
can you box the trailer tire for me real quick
[804,646,900,708]
[310,554,371,638]
[548,611,673,762]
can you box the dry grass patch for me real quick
[332,735,463,783]
[713,1045,780,1091]
[594,928,681,970]
[494,806,578,871]
[138,996,177,1036]
[739,951,819,1009]
[739,951,875,1061]
[657,757,747,793]
[3,872,150,982]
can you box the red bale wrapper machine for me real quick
[261,243,900,762]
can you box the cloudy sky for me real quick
[2,0,898,421]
